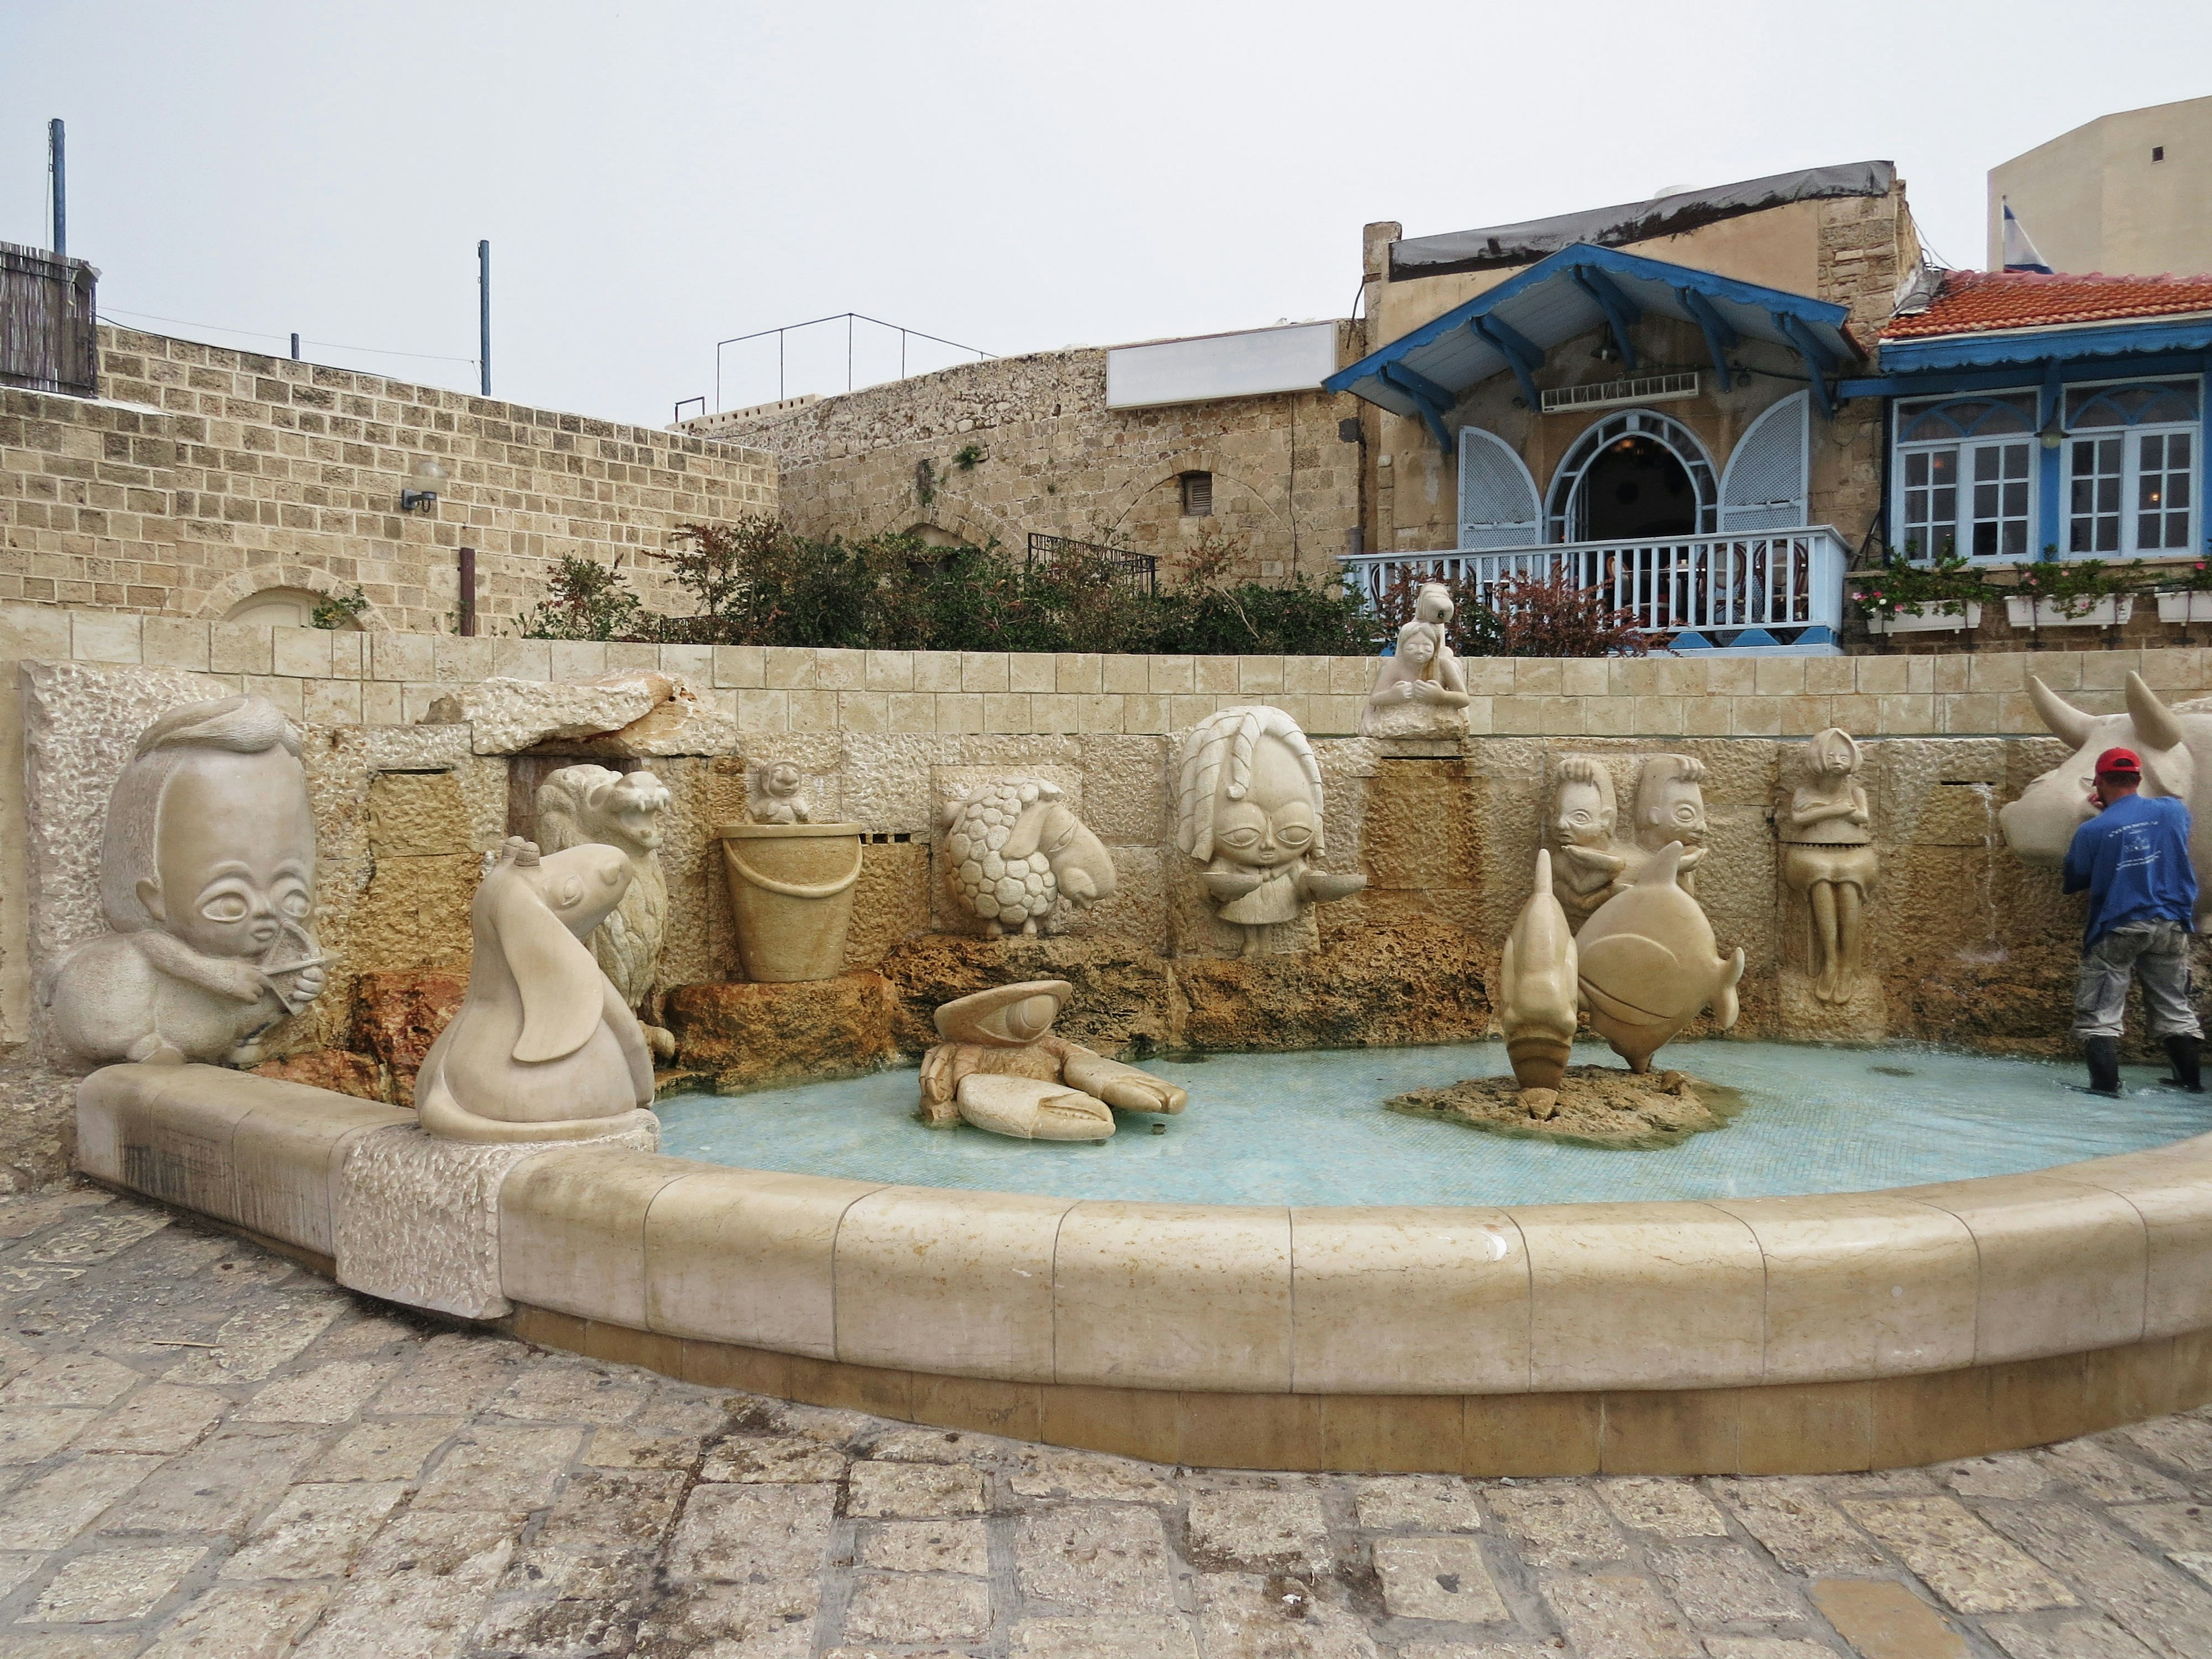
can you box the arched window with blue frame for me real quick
[2061,378,2200,556]
[1892,392,2036,561]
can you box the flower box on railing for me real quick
[1864,603,1982,635]
[2157,592,2212,624]
[2005,596,2135,628]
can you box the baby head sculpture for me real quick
[101,695,316,950]
[1634,753,1709,852]
[943,779,1117,937]
[754,762,811,824]
[44,695,324,1066]
[413,836,656,1143]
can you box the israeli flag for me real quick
[2002,200,2053,274]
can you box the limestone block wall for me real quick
[8,600,2210,1092]
[0,327,775,632]
[726,336,1366,582]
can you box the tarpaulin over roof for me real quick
[1326,243,1860,446]
[1391,162,1896,280]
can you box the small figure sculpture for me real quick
[918,980,1188,1141]
[1777,727,1877,1003]
[1632,755,1709,891]
[414,837,656,1142]
[1548,756,1628,927]
[754,762,811,825]
[1499,850,1580,1093]
[43,695,326,1066]
[1361,582,1472,738]
[1175,705,1366,955]
[536,764,676,1059]
[1575,843,1745,1073]
[942,779,1118,937]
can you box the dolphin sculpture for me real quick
[1499,850,1581,1090]
[1575,842,1745,1073]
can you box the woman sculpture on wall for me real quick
[1778,726,1878,1003]
[1361,581,1472,738]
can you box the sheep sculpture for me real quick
[942,779,1116,937]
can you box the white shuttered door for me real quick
[1719,392,1809,531]
[1457,427,1542,549]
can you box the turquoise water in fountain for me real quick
[654,1041,2212,1207]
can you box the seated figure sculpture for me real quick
[1361,582,1472,738]
[1175,705,1366,954]
[413,836,656,1142]
[43,695,326,1066]
[919,980,1188,1141]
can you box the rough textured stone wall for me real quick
[727,336,1366,582]
[0,326,774,633]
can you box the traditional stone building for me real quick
[717,325,1367,585]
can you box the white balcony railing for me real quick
[1339,526,1849,650]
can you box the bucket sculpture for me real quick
[717,822,865,983]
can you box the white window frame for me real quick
[2061,376,2200,558]
[1891,391,2038,563]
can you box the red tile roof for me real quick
[1883,269,2212,340]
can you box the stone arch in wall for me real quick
[1106,451,1291,580]
[195,565,393,631]
[876,495,1024,556]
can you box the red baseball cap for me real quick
[2095,747,2142,777]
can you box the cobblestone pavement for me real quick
[4,1184,2212,1658]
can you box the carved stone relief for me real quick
[535,764,676,1058]
[1546,752,1710,924]
[1361,581,1472,739]
[941,779,1117,938]
[1776,727,1878,1004]
[1173,705,1366,955]
[41,695,326,1067]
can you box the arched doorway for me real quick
[222,586,363,630]
[1547,410,1717,543]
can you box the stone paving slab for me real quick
[5,1180,2212,1657]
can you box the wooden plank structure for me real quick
[0,240,98,399]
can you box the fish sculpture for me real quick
[1574,842,1744,1073]
[1499,850,1580,1090]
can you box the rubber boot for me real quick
[2162,1034,2203,1093]
[2084,1036,2122,1097]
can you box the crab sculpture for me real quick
[918,980,1188,1141]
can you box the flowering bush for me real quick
[1846,554,1994,621]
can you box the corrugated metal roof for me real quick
[1391,162,1895,279]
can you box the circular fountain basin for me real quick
[658,1040,2212,1207]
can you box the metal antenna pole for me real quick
[478,240,491,396]
[47,119,65,257]
[847,315,853,392]
[290,334,300,361]
[778,331,784,402]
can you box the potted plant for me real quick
[2005,554,2142,630]
[2156,548,2212,623]
[1850,544,1991,635]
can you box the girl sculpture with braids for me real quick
[1174,705,1366,955]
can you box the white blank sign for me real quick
[1105,322,1338,410]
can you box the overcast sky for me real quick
[3,2,2207,429]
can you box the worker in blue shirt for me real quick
[2063,746,2202,1096]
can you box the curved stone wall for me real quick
[73,1062,2212,1475]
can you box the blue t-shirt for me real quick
[2062,791,2199,945]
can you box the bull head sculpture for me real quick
[2001,669,2210,922]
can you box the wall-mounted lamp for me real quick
[400,457,448,512]
[2039,412,2066,451]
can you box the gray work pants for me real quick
[2073,920,2204,1041]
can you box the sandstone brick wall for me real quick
[720,334,1366,583]
[0,327,775,634]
